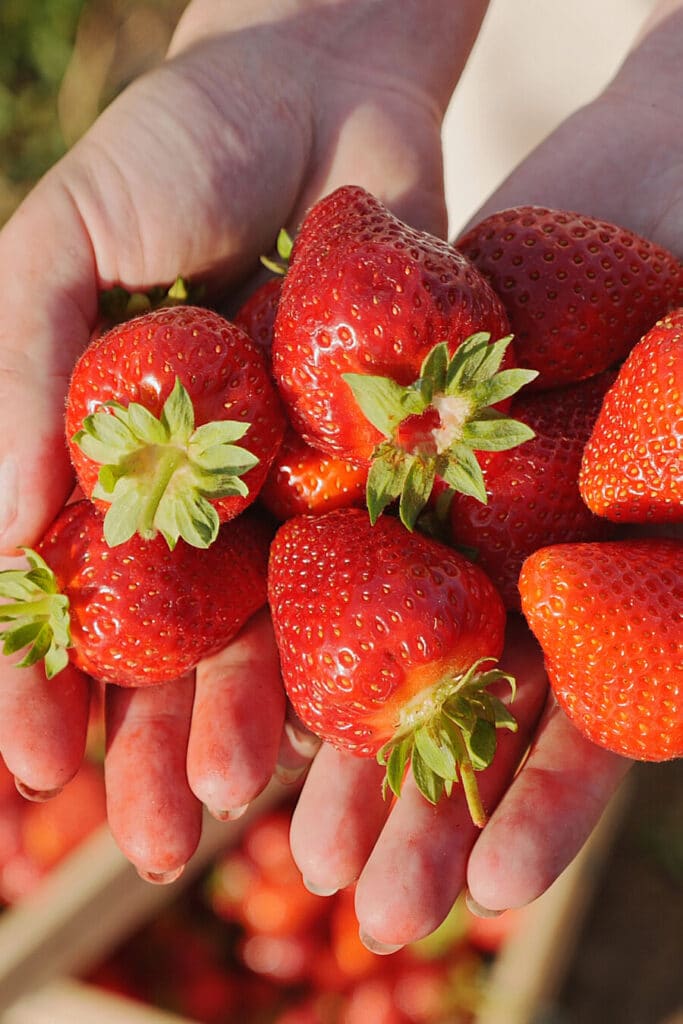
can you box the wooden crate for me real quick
[0,780,629,1024]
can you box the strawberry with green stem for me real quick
[0,500,271,686]
[67,305,285,550]
[268,507,516,826]
[272,186,538,530]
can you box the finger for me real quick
[187,609,286,819]
[290,744,390,896]
[274,703,321,786]
[466,696,631,912]
[104,675,202,881]
[0,657,90,797]
[353,617,548,949]
[460,9,683,253]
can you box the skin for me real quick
[0,0,487,880]
[0,0,680,933]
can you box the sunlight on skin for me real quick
[105,674,203,878]
[187,609,286,816]
[466,699,632,911]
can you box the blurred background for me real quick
[0,1,681,1023]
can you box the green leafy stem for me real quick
[0,550,71,679]
[377,658,517,827]
[73,377,259,550]
[343,332,539,529]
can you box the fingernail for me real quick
[303,878,339,897]
[359,929,404,955]
[0,457,18,541]
[284,721,321,758]
[274,762,308,785]
[465,888,504,919]
[209,804,249,822]
[137,865,185,885]
[15,779,63,802]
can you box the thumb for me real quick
[0,173,97,552]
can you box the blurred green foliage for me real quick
[0,0,86,192]
[0,0,184,225]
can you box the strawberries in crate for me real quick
[0,758,106,904]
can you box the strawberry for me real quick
[234,276,283,351]
[519,539,683,761]
[259,427,368,521]
[268,507,515,825]
[0,499,270,686]
[579,309,683,523]
[448,370,616,609]
[271,186,538,529]
[456,205,683,390]
[233,269,369,522]
[66,304,286,549]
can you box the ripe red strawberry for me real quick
[519,539,683,761]
[232,269,369,521]
[268,508,514,825]
[0,500,271,686]
[448,370,616,609]
[456,205,683,390]
[259,427,368,521]
[272,186,538,529]
[66,305,286,549]
[579,309,683,523]
[234,276,283,351]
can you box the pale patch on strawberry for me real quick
[431,392,476,453]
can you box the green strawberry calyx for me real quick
[0,550,71,679]
[260,228,294,276]
[343,333,539,529]
[377,658,517,827]
[99,275,202,325]
[73,377,259,550]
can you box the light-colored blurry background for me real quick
[443,0,658,233]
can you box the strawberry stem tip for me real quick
[342,333,539,530]
[260,228,294,276]
[72,377,259,550]
[99,275,197,324]
[377,658,517,826]
[0,550,71,679]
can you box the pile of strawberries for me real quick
[1,185,681,826]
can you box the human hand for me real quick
[288,1,683,948]
[0,0,488,877]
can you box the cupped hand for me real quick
[0,0,484,876]
[289,3,683,947]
